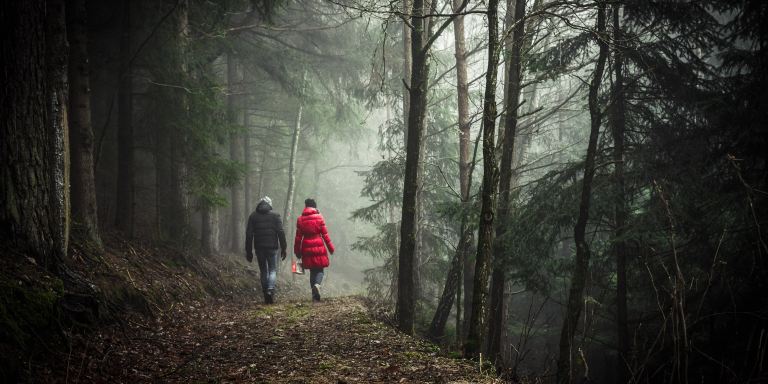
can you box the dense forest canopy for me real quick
[1,0,766,383]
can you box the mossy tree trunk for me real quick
[0,0,70,268]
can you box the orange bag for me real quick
[292,258,305,274]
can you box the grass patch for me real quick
[353,312,373,325]
[317,355,343,371]
[250,303,310,324]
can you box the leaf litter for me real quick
[35,296,501,383]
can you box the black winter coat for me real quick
[245,201,287,253]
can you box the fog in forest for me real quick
[2,0,767,382]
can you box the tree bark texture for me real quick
[556,3,608,383]
[115,0,134,235]
[465,0,501,358]
[66,0,101,248]
[155,0,189,243]
[48,0,71,264]
[611,6,630,383]
[397,0,430,336]
[487,0,527,365]
[228,54,243,252]
[0,0,69,267]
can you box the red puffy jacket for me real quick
[294,207,335,269]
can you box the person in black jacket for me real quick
[245,196,287,304]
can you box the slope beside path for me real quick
[36,296,500,383]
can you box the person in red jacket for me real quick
[294,198,335,302]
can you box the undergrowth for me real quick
[0,231,266,380]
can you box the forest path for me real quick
[47,296,499,383]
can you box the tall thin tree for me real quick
[284,69,307,249]
[556,2,609,383]
[155,0,189,243]
[427,0,473,341]
[487,0,527,365]
[228,54,243,252]
[396,0,429,334]
[465,0,502,358]
[66,0,102,248]
[610,5,630,383]
[115,0,134,235]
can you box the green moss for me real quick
[353,312,373,325]
[0,276,63,349]
[317,355,342,371]
[250,303,310,324]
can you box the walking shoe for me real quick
[311,284,321,302]
[265,289,275,304]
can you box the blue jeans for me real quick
[255,248,278,292]
[310,268,324,287]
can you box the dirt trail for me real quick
[38,296,499,383]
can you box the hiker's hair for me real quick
[305,198,317,208]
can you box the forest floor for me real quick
[13,234,501,383]
[34,296,500,383]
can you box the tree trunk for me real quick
[201,203,215,256]
[243,134,252,214]
[454,0,471,199]
[283,102,302,238]
[611,5,630,383]
[257,149,266,198]
[426,0,473,343]
[228,54,243,252]
[284,71,306,244]
[402,0,412,127]
[465,0,501,358]
[488,0,527,366]
[413,0,441,322]
[155,0,188,244]
[463,240,475,340]
[428,220,471,341]
[48,0,71,264]
[115,0,134,235]
[397,0,431,336]
[455,257,463,347]
[1,0,69,268]
[556,3,608,383]
[66,0,101,249]
[400,0,416,317]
